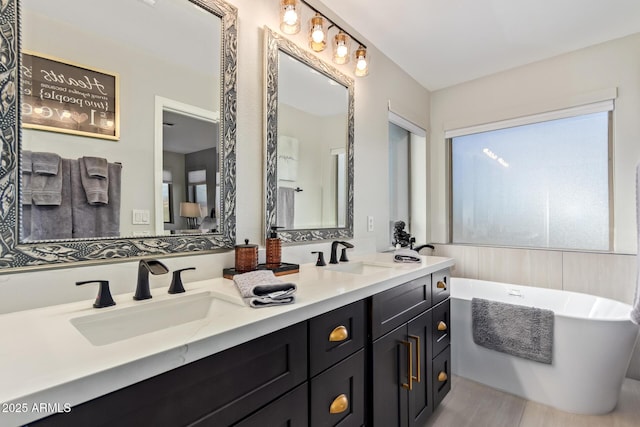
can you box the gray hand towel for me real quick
[83,156,108,179]
[394,248,421,263]
[28,158,72,240]
[32,151,60,175]
[79,157,109,205]
[232,270,297,308]
[71,160,122,238]
[31,152,62,206]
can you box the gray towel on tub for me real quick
[71,160,122,238]
[472,298,554,364]
[232,270,296,308]
[28,158,72,240]
[30,152,62,206]
[79,156,109,205]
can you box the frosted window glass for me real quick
[451,112,609,250]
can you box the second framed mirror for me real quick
[264,26,354,243]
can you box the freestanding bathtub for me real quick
[451,277,639,414]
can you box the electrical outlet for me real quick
[367,216,374,232]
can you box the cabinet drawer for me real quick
[310,349,365,427]
[371,275,431,340]
[432,345,451,409]
[233,383,308,427]
[432,299,450,357]
[309,300,366,377]
[432,269,450,306]
[33,322,308,427]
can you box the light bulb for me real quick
[283,7,297,25]
[336,43,347,58]
[311,27,324,43]
[356,57,367,71]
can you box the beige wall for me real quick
[0,0,430,313]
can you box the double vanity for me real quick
[1,254,453,426]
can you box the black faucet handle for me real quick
[312,251,326,266]
[341,241,354,249]
[76,280,116,309]
[168,267,196,294]
[339,247,350,262]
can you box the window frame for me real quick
[447,107,614,252]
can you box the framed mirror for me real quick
[264,27,354,243]
[0,0,237,270]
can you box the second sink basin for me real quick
[70,291,227,346]
[325,261,393,275]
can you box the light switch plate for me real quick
[132,209,150,225]
[367,216,374,232]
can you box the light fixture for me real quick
[280,0,300,35]
[179,202,201,229]
[309,14,327,52]
[354,46,369,77]
[333,31,350,65]
[278,0,371,76]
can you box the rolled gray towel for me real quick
[394,248,421,263]
[232,270,296,308]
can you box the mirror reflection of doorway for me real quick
[154,97,220,235]
[388,112,427,249]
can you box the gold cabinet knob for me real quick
[437,321,447,331]
[438,371,448,382]
[436,281,447,290]
[329,393,349,414]
[329,325,349,342]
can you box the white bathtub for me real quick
[451,277,638,414]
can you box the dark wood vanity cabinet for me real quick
[369,270,451,427]
[29,270,450,427]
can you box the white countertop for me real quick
[0,253,453,426]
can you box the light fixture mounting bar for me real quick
[298,0,367,49]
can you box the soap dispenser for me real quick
[266,226,283,269]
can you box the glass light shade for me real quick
[333,32,350,65]
[280,0,300,34]
[309,14,326,51]
[354,46,369,77]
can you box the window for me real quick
[162,170,173,224]
[450,107,611,251]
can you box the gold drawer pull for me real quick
[329,325,349,342]
[436,281,447,290]
[329,393,349,414]
[401,340,413,390]
[438,371,448,382]
[409,334,421,383]
[437,321,447,331]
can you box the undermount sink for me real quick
[325,261,393,275]
[70,291,226,346]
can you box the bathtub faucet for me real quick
[329,241,354,264]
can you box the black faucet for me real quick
[329,241,354,264]
[134,259,169,300]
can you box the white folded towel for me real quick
[394,248,422,263]
[232,270,297,308]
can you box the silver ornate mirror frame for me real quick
[263,27,354,243]
[0,0,237,270]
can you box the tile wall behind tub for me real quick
[434,244,640,380]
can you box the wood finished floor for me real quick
[424,376,640,427]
